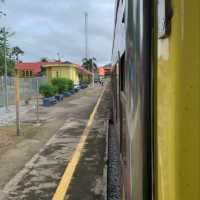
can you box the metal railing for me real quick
[0,76,47,107]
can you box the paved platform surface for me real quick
[65,85,111,200]
[0,84,111,200]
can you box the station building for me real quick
[16,61,92,85]
[98,66,112,78]
[43,63,92,85]
[15,62,45,77]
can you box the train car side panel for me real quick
[125,0,153,199]
[156,0,200,199]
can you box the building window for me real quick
[56,71,59,78]
[26,71,29,77]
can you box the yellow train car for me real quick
[111,0,200,199]
[156,0,200,200]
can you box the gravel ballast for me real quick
[107,122,121,200]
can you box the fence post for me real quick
[22,78,25,99]
[1,76,3,91]
[15,70,20,136]
[36,79,39,123]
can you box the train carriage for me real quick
[111,0,200,199]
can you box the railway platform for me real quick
[0,84,111,200]
[63,86,111,200]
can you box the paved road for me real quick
[0,85,110,200]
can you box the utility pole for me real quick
[84,13,95,88]
[84,12,94,87]
[84,12,88,59]
[57,52,61,62]
[0,12,9,110]
[15,69,20,136]
[3,27,8,112]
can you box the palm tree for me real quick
[82,57,97,87]
[82,57,97,72]
[11,46,24,62]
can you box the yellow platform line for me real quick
[52,87,106,200]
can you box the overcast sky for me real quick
[1,0,114,66]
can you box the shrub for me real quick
[52,78,74,92]
[66,79,74,90]
[80,79,90,85]
[39,83,57,98]
[52,78,68,93]
[86,79,91,84]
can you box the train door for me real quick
[119,53,126,154]
[118,52,130,199]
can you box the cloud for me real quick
[1,0,114,65]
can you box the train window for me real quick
[122,11,125,23]
[158,0,173,39]
[120,53,125,92]
[158,0,166,38]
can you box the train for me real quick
[111,0,200,199]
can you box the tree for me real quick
[0,3,6,16]
[0,28,21,76]
[0,28,15,58]
[0,53,15,76]
[11,46,24,62]
[0,28,15,75]
[82,57,97,72]
[40,57,49,62]
[39,57,49,76]
[0,9,21,76]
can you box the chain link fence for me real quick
[0,76,47,107]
